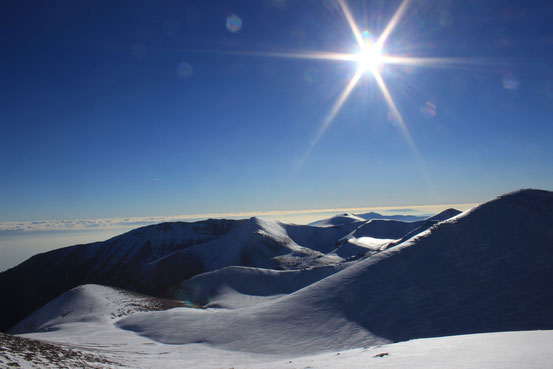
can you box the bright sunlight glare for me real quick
[356,43,384,74]
[216,0,478,171]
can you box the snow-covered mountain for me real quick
[2,189,553,368]
[309,212,367,227]
[331,208,462,257]
[0,213,384,332]
[11,284,190,335]
[176,264,347,308]
[308,211,432,227]
[108,190,553,353]
[357,211,429,222]
[0,218,240,332]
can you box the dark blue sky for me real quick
[2,0,553,221]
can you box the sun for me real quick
[356,43,383,74]
[223,0,470,164]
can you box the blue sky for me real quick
[2,0,553,222]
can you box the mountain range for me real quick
[1,189,553,367]
[0,207,458,333]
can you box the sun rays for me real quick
[268,0,433,154]
[216,0,478,167]
[289,0,477,164]
[334,0,417,150]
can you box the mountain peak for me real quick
[427,208,462,222]
[309,213,366,227]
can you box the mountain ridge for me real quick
[111,189,553,354]
[3,188,551,355]
[0,214,375,332]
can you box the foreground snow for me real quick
[4,283,553,368]
[4,327,553,368]
[3,283,553,368]
[248,330,553,369]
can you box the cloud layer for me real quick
[0,203,478,232]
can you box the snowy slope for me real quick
[426,208,461,221]
[141,217,341,274]
[112,189,553,354]
[347,218,422,239]
[5,286,552,368]
[331,236,394,258]
[172,209,462,309]
[6,327,552,368]
[247,330,553,369]
[3,284,275,368]
[0,217,357,332]
[2,189,553,368]
[345,208,461,241]
[176,264,348,308]
[11,284,189,335]
[0,218,245,331]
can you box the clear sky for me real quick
[2,0,553,223]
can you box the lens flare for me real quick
[420,101,437,118]
[226,14,242,33]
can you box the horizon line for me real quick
[0,202,480,232]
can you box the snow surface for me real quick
[177,264,348,308]
[3,189,553,368]
[248,330,553,369]
[349,236,395,249]
[11,285,190,335]
[5,285,552,368]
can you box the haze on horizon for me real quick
[0,201,476,272]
